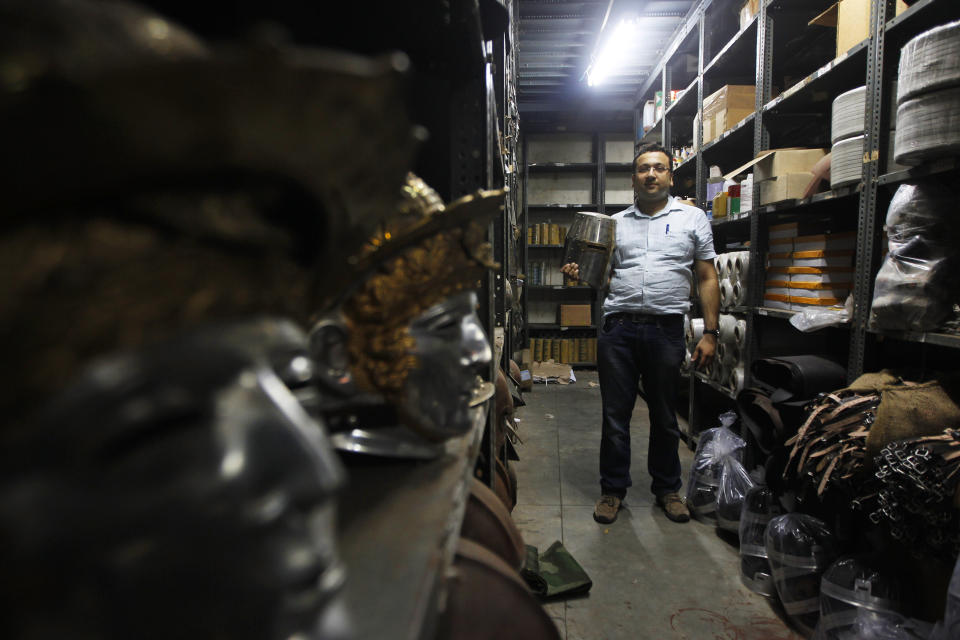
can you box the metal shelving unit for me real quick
[633,0,960,437]
[520,128,634,367]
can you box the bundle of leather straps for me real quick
[783,390,879,499]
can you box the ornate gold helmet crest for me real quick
[343,174,504,395]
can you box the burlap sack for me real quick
[864,372,960,461]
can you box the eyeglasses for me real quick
[636,164,670,175]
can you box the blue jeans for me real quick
[597,313,685,499]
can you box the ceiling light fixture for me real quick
[586,17,639,87]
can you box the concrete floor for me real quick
[512,370,803,640]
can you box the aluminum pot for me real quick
[563,212,616,289]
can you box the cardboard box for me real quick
[724,148,827,189]
[517,367,533,391]
[559,304,592,326]
[760,173,814,205]
[702,85,755,144]
[810,1,907,59]
[740,0,760,30]
[702,116,715,145]
[703,85,756,119]
[754,149,827,182]
[693,112,700,150]
[714,108,754,136]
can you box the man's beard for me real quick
[634,183,670,204]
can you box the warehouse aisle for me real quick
[512,371,802,640]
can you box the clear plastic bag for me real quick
[818,557,903,640]
[716,457,755,533]
[852,609,935,640]
[685,412,745,523]
[870,182,960,332]
[930,553,960,640]
[766,513,839,636]
[739,486,781,597]
[790,296,853,333]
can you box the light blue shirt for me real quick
[602,196,716,317]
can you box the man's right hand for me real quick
[561,263,580,281]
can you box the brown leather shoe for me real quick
[593,495,622,524]
[656,492,690,523]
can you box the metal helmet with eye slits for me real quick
[0,326,347,639]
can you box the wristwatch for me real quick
[703,329,720,339]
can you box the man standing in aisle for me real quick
[562,142,720,525]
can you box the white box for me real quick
[790,272,854,285]
[768,236,794,254]
[763,293,792,309]
[793,232,856,252]
[768,222,799,240]
[789,251,856,267]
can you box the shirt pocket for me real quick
[650,218,693,264]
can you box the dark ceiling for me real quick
[516,0,697,114]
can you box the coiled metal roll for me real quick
[897,20,960,103]
[831,86,866,144]
[894,86,960,165]
[830,134,864,188]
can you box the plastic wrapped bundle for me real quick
[765,513,839,636]
[931,554,960,640]
[685,412,745,523]
[716,457,755,533]
[818,557,902,639]
[852,610,935,640]
[870,182,960,331]
[739,486,781,597]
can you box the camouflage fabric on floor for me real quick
[520,541,592,599]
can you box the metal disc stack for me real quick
[895,20,960,165]
[831,135,865,188]
[765,513,839,636]
[830,87,866,188]
[831,86,867,143]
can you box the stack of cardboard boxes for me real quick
[726,148,827,206]
[764,222,855,309]
[701,84,756,146]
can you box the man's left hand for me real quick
[691,336,716,370]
